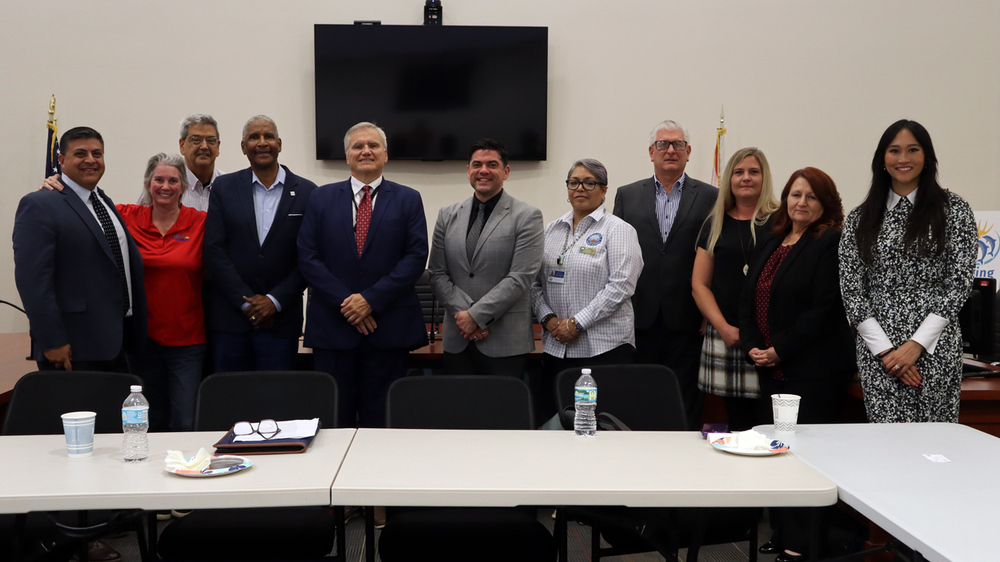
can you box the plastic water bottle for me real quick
[122,385,149,462]
[574,368,597,436]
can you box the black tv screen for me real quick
[314,24,548,161]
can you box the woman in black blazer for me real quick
[740,167,856,562]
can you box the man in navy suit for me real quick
[204,115,317,372]
[14,126,147,372]
[613,120,718,430]
[298,122,428,428]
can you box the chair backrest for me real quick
[386,375,534,429]
[415,269,444,338]
[555,365,686,431]
[193,371,338,431]
[2,371,143,435]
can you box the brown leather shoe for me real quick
[73,540,121,562]
[374,506,387,529]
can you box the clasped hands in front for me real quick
[748,346,779,368]
[341,293,377,335]
[544,316,578,345]
[879,340,924,387]
[242,295,276,329]
[455,310,488,341]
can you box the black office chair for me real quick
[377,375,557,562]
[554,364,687,432]
[1,370,150,562]
[156,371,343,561]
[554,365,757,562]
[415,269,445,341]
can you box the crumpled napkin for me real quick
[733,429,772,451]
[165,448,212,472]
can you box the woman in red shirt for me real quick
[120,153,207,432]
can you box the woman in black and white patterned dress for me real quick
[839,120,977,423]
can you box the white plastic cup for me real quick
[771,394,801,434]
[61,411,97,458]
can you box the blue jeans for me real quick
[132,341,206,432]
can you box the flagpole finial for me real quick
[48,95,56,124]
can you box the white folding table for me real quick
[0,429,357,513]
[333,428,838,561]
[757,422,1000,562]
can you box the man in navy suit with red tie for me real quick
[298,122,428,428]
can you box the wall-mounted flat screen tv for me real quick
[315,24,548,161]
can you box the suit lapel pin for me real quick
[290,191,296,197]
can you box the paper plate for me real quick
[166,455,253,477]
[710,435,789,456]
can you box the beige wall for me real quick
[2,0,998,332]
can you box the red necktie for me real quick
[356,185,372,257]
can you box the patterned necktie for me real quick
[466,203,485,262]
[89,191,130,315]
[356,185,372,257]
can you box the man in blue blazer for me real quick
[298,122,428,428]
[204,115,317,372]
[613,120,718,430]
[14,126,147,371]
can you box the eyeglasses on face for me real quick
[186,135,219,147]
[652,140,688,152]
[565,179,602,191]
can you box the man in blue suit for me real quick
[204,115,317,372]
[298,122,428,428]
[14,126,147,372]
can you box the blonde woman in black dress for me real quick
[839,120,977,423]
[692,147,778,430]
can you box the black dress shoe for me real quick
[71,540,122,562]
[775,551,806,562]
[759,541,781,555]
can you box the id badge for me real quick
[548,270,566,284]
[578,246,596,256]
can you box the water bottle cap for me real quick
[581,368,592,375]
[130,385,142,392]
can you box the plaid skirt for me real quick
[697,323,759,398]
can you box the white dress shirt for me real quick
[63,175,134,317]
[350,175,383,225]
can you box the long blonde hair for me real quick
[702,147,779,256]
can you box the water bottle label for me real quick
[574,387,596,404]
[122,407,148,424]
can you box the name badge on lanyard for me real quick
[548,270,566,284]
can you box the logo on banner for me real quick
[977,220,1000,278]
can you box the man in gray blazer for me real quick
[613,120,718,429]
[429,139,544,378]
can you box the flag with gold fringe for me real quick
[711,107,726,187]
[45,95,60,178]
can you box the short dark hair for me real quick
[468,138,508,167]
[60,127,104,152]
